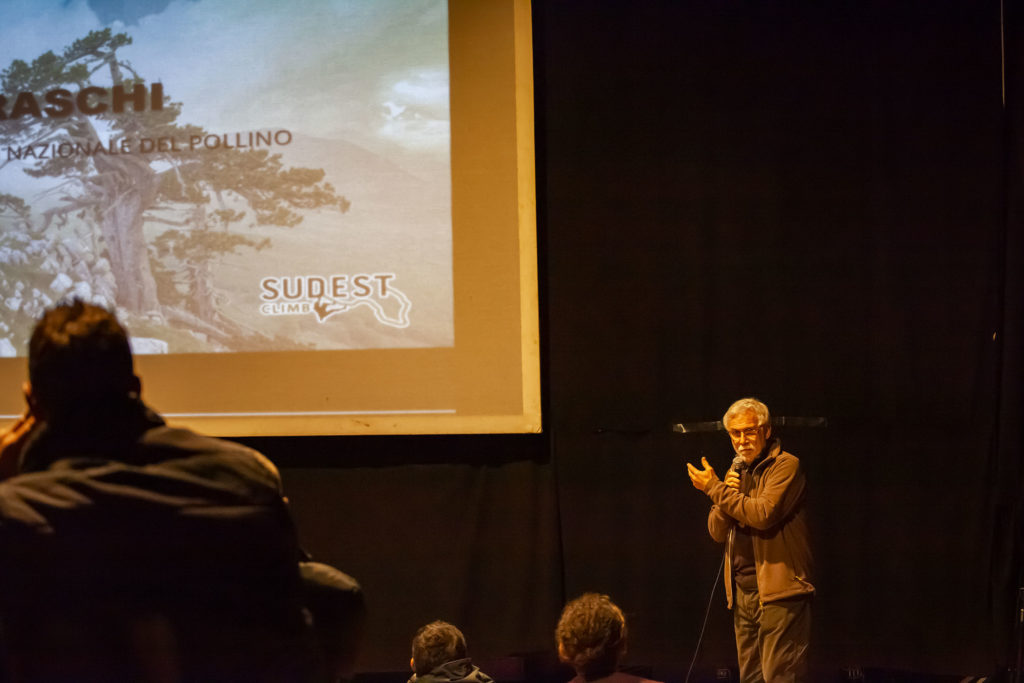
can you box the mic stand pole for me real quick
[1014,586,1024,683]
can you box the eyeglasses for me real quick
[727,427,762,439]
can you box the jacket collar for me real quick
[19,398,166,473]
[750,438,782,475]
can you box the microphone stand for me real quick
[1014,586,1024,683]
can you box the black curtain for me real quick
[254,436,562,674]
[254,1,1020,679]
[993,0,1024,672]
[541,0,1009,677]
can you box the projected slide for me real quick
[0,0,539,436]
[0,0,452,354]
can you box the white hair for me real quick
[722,397,771,429]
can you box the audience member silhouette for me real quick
[0,299,363,683]
[556,593,663,683]
[409,620,494,683]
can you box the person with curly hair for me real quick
[555,594,662,683]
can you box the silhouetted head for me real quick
[27,299,139,423]
[411,620,468,677]
[555,593,627,677]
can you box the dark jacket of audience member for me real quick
[0,300,364,683]
[411,659,494,683]
[0,400,314,682]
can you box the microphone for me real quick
[727,455,747,493]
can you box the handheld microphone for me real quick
[731,454,747,473]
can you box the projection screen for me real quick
[0,0,540,436]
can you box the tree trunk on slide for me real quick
[98,185,161,315]
[94,156,161,314]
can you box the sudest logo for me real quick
[259,273,411,328]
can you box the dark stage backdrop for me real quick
[237,1,1022,679]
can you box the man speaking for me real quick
[686,398,814,683]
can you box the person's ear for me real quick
[764,423,772,440]
[22,382,42,419]
[409,657,415,672]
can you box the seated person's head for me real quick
[555,593,628,677]
[27,299,138,422]
[410,620,467,677]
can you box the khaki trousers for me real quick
[733,585,811,683]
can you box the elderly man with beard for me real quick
[686,397,814,683]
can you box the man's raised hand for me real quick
[686,456,718,492]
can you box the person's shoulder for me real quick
[764,438,797,464]
[585,674,664,683]
[763,449,807,484]
[140,425,251,457]
[141,425,280,476]
[776,449,800,463]
[769,449,802,470]
[618,675,664,683]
